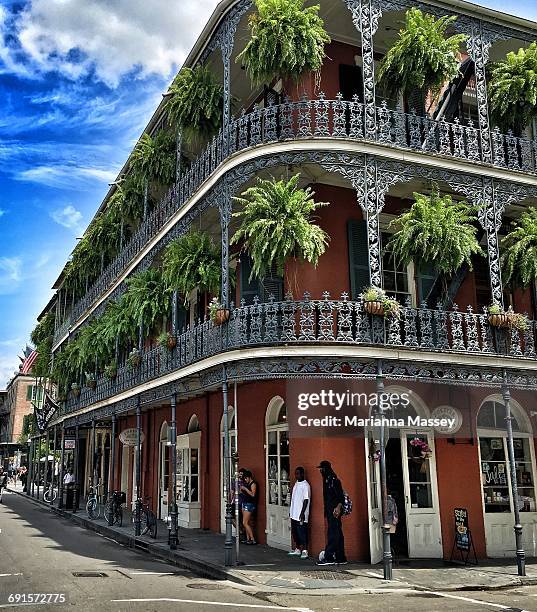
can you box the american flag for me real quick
[20,346,38,374]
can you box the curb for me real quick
[8,488,537,594]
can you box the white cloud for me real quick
[50,205,83,233]
[2,0,219,87]
[16,164,118,189]
[0,352,20,389]
[0,257,22,294]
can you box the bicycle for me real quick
[104,491,125,527]
[86,481,103,520]
[132,495,157,538]
[43,482,58,504]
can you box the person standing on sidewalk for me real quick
[0,469,7,503]
[317,460,347,565]
[288,467,310,559]
[240,470,258,545]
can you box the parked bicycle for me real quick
[104,490,125,527]
[86,480,103,520]
[43,482,58,504]
[132,495,157,538]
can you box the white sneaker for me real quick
[288,548,301,556]
[300,550,308,559]
[318,550,325,562]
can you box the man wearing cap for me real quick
[317,460,347,565]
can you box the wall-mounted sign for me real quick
[63,439,76,450]
[431,406,463,434]
[119,428,145,446]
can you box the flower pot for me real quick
[166,336,177,350]
[72,388,81,398]
[87,380,97,390]
[363,300,385,316]
[488,313,510,328]
[213,308,230,326]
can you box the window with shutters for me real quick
[473,257,492,312]
[417,262,437,307]
[381,232,412,304]
[339,64,363,102]
[240,255,283,304]
[347,219,370,300]
[26,385,33,401]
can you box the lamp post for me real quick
[502,373,526,576]
[376,360,393,580]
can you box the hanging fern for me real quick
[501,208,537,287]
[231,174,329,280]
[122,268,170,333]
[489,43,537,136]
[99,298,137,347]
[30,311,55,378]
[387,187,484,276]
[167,65,224,144]
[163,230,222,301]
[130,130,176,187]
[236,0,331,87]
[377,8,466,101]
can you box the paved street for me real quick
[2,491,537,611]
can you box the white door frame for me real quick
[220,407,236,534]
[365,433,382,564]
[158,421,169,520]
[265,396,290,550]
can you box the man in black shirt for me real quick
[317,460,347,565]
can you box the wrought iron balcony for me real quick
[54,94,537,346]
[61,293,537,415]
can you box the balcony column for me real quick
[58,424,66,509]
[169,393,179,550]
[344,0,381,139]
[134,398,142,537]
[35,434,42,500]
[359,157,384,287]
[467,26,493,165]
[107,415,117,524]
[28,438,34,497]
[52,426,58,495]
[479,180,504,307]
[73,425,79,512]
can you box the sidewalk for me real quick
[9,484,537,594]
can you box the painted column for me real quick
[107,415,117,524]
[169,394,179,549]
[58,424,66,509]
[479,178,504,307]
[134,399,142,536]
[73,425,79,512]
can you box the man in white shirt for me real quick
[63,469,74,485]
[288,467,311,559]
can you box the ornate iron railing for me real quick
[54,94,537,345]
[60,294,537,414]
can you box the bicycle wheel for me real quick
[140,510,150,535]
[43,489,52,503]
[86,497,98,520]
[104,500,114,525]
[149,512,157,539]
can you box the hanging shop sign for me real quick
[34,391,59,433]
[63,439,76,450]
[119,428,145,446]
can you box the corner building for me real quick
[33,0,537,563]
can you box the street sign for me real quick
[64,439,76,450]
[119,428,145,446]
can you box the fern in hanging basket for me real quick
[162,230,223,302]
[236,0,331,87]
[387,187,484,279]
[501,208,537,288]
[167,65,224,144]
[231,174,329,281]
[130,130,176,187]
[489,43,537,135]
[122,268,170,334]
[377,8,466,101]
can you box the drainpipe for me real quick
[169,393,179,550]
[376,359,393,580]
[502,371,526,576]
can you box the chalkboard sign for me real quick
[454,507,470,551]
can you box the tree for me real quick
[501,208,537,287]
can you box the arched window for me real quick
[188,414,200,433]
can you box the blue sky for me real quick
[0,0,535,387]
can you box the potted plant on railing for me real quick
[231,174,329,294]
[85,372,97,390]
[158,331,177,351]
[487,304,528,332]
[376,8,466,113]
[361,286,401,318]
[209,297,230,326]
[104,361,118,380]
[387,187,484,301]
[127,348,141,369]
[71,382,81,398]
[489,43,537,136]
[236,0,331,89]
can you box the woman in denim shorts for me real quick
[240,470,258,544]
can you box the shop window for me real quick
[406,434,433,508]
[267,402,290,507]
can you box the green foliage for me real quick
[387,187,484,276]
[231,174,329,279]
[361,286,401,318]
[122,268,170,332]
[30,311,55,378]
[130,130,177,187]
[30,312,54,346]
[167,65,223,144]
[489,43,537,135]
[236,0,330,87]
[501,208,537,287]
[118,176,146,227]
[162,231,222,301]
[99,299,136,348]
[377,8,466,100]
[18,413,37,445]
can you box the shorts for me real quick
[242,502,256,513]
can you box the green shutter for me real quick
[417,263,437,306]
[348,220,370,300]
[240,256,260,305]
[36,386,44,405]
[26,385,33,401]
